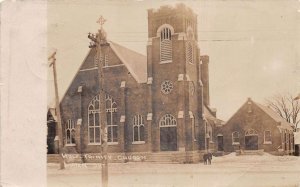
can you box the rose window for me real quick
[161,80,173,94]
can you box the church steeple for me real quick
[146,4,202,153]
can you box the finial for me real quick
[97,15,106,29]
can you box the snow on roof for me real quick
[255,102,293,130]
[48,107,57,121]
[109,41,147,83]
[203,105,224,125]
[225,99,294,131]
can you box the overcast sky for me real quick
[48,0,300,121]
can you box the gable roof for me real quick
[255,102,293,130]
[52,40,147,107]
[109,41,147,83]
[47,107,57,122]
[203,105,224,126]
[225,98,293,130]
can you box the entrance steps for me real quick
[47,154,60,163]
[236,149,264,156]
[144,152,183,164]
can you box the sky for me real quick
[48,0,300,121]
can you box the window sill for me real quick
[65,144,76,147]
[88,143,101,146]
[132,141,145,145]
[232,142,240,145]
[107,142,118,145]
[264,142,272,145]
[88,142,118,146]
[160,60,172,64]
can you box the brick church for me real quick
[215,98,294,156]
[47,4,222,163]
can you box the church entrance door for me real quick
[159,114,177,151]
[160,127,177,151]
[217,135,224,151]
[245,129,258,150]
[245,136,258,150]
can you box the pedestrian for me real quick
[207,152,212,165]
[203,153,208,165]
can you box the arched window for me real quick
[160,27,172,63]
[88,95,100,144]
[133,115,145,142]
[159,114,177,127]
[245,129,258,136]
[232,131,240,144]
[66,119,75,145]
[88,94,118,144]
[106,94,118,143]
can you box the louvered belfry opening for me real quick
[186,42,193,64]
[186,28,194,64]
[160,27,172,62]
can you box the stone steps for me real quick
[236,149,264,156]
[145,152,186,163]
[47,154,60,163]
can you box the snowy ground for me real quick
[48,153,300,187]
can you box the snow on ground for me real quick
[48,154,300,187]
[213,152,300,163]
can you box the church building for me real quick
[47,4,221,163]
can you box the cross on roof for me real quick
[97,16,106,29]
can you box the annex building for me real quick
[47,4,222,163]
[215,98,294,155]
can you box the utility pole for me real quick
[88,16,108,187]
[49,51,65,170]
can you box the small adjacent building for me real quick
[47,107,57,154]
[294,131,300,156]
[216,98,294,155]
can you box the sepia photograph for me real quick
[1,0,300,186]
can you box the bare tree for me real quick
[265,93,300,130]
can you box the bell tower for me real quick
[146,4,203,155]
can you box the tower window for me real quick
[186,27,194,64]
[160,27,172,63]
[186,42,194,64]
